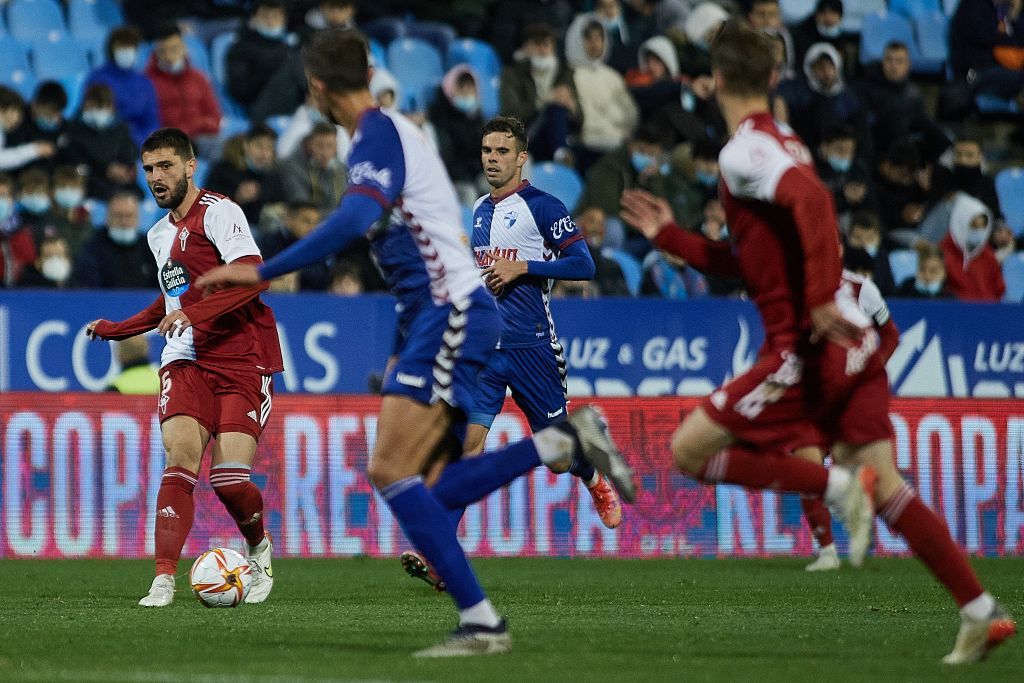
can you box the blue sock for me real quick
[431,439,542,510]
[381,476,485,609]
[569,456,596,482]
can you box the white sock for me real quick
[823,467,852,506]
[248,537,269,556]
[960,592,995,621]
[533,427,575,466]
[459,598,501,628]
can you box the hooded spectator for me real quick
[790,0,855,71]
[85,26,161,148]
[896,242,953,298]
[429,66,487,205]
[940,193,1006,301]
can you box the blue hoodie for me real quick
[86,63,161,148]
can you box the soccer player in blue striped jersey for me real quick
[197,29,636,658]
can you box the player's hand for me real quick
[483,258,527,292]
[196,263,262,292]
[620,189,673,240]
[810,301,865,347]
[85,319,108,340]
[157,310,192,337]
[235,180,261,203]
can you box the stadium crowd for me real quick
[0,0,1021,302]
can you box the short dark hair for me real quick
[17,167,49,191]
[83,83,115,107]
[308,122,337,138]
[106,25,142,60]
[820,122,856,144]
[33,81,67,112]
[710,19,776,98]
[303,27,369,93]
[482,116,528,153]
[955,134,982,148]
[151,21,182,43]
[0,173,13,190]
[109,189,140,205]
[141,127,195,161]
[524,23,556,45]
[247,122,277,142]
[634,120,674,149]
[0,85,24,111]
[850,210,881,233]
[815,0,843,15]
[884,40,909,53]
[53,165,84,186]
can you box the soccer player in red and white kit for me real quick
[620,20,1015,664]
[86,128,283,607]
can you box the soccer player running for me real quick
[85,128,282,607]
[197,29,635,657]
[400,116,621,590]
[620,20,1015,664]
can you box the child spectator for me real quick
[815,123,876,227]
[62,84,139,200]
[940,193,1006,301]
[429,66,487,207]
[896,242,952,298]
[85,26,161,148]
[846,210,895,295]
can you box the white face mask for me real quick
[965,229,987,250]
[530,54,557,72]
[109,226,139,245]
[42,256,71,282]
[160,58,186,75]
[114,47,138,70]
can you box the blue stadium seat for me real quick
[138,198,165,228]
[461,204,476,236]
[976,93,1019,116]
[60,72,87,117]
[85,198,106,226]
[31,34,91,81]
[480,74,500,119]
[888,249,918,286]
[840,0,886,33]
[996,168,1024,235]
[943,0,961,16]
[889,0,942,19]
[407,21,457,56]
[210,31,237,87]
[386,37,443,111]
[446,38,502,79]
[529,162,583,212]
[362,16,407,45]
[193,162,211,191]
[220,115,249,140]
[183,34,212,77]
[780,0,815,25]
[860,11,917,65]
[911,12,947,74]
[0,36,36,98]
[368,38,387,69]
[68,0,124,43]
[265,114,291,138]
[1002,252,1024,302]
[604,248,642,296]
[7,0,67,43]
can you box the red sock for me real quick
[881,483,984,607]
[154,466,197,576]
[211,465,265,547]
[800,494,834,547]
[698,449,829,495]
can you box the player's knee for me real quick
[367,458,410,490]
[163,441,201,471]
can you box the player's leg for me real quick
[209,372,275,603]
[793,446,840,571]
[141,363,213,607]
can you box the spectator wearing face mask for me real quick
[672,136,722,227]
[206,123,286,230]
[0,173,36,286]
[277,92,350,161]
[18,236,73,288]
[17,167,56,243]
[931,136,1002,219]
[62,84,139,200]
[48,166,93,256]
[279,123,346,213]
[790,0,855,72]
[815,123,876,227]
[896,242,952,298]
[226,0,296,113]
[677,2,730,82]
[576,205,630,296]
[0,87,57,175]
[145,23,222,146]
[845,210,895,295]
[7,82,68,173]
[85,26,161,148]
[429,66,488,206]
[940,193,1006,301]
[73,191,156,289]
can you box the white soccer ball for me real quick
[189,547,252,608]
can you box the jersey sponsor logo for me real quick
[247,409,258,422]
[474,247,518,267]
[349,161,392,190]
[156,506,179,519]
[178,227,190,252]
[160,258,190,297]
[395,372,426,388]
[159,372,171,414]
[503,210,518,229]
[549,216,577,240]
[474,215,483,229]
[227,223,247,241]
[546,407,564,419]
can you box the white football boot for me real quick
[835,466,876,567]
[805,543,841,572]
[942,602,1016,664]
[245,534,274,604]
[138,574,175,607]
[413,620,511,658]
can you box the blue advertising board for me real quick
[0,291,1021,397]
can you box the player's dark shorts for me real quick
[701,331,893,452]
[158,360,273,440]
[469,342,568,431]
[382,287,500,416]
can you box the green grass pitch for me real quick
[0,557,1019,682]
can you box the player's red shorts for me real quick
[157,360,273,440]
[701,331,893,452]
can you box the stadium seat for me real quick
[386,37,443,111]
[446,38,502,79]
[1002,252,1024,302]
[85,198,106,226]
[976,93,1019,116]
[407,21,458,56]
[0,36,36,99]
[183,34,213,78]
[840,0,886,33]
[859,11,917,65]
[31,34,91,81]
[996,168,1024,235]
[68,0,124,43]
[210,31,237,87]
[265,114,291,138]
[368,38,387,69]
[529,162,583,212]
[461,204,476,236]
[60,72,87,117]
[220,115,249,140]
[138,198,165,228]
[479,74,500,119]
[7,0,67,43]
[604,248,642,296]
[779,0,815,25]
[910,13,947,74]
[361,16,407,45]
[888,249,918,286]
[889,0,942,18]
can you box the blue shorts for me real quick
[469,341,568,432]
[382,287,500,418]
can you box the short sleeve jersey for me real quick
[471,181,584,348]
[146,190,283,373]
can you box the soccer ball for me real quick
[189,547,252,608]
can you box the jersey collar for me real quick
[488,179,529,206]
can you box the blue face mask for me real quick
[817,22,842,38]
[827,155,852,173]
[20,194,50,214]
[631,151,653,174]
[0,197,12,221]
[453,95,479,114]
[35,116,60,132]
[695,170,718,187]
[916,278,942,295]
[82,109,115,129]
[55,187,84,210]
[108,226,139,245]
[254,24,285,40]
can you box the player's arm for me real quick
[525,238,594,280]
[857,276,900,361]
[87,295,166,341]
[619,189,742,277]
[878,318,900,362]
[484,201,595,288]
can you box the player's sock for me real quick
[697,450,829,495]
[382,476,487,611]
[568,457,597,483]
[210,463,265,547]
[431,439,542,510]
[154,466,197,576]
[459,598,502,628]
[800,494,835,548]
[881,482,985,607]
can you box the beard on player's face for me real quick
[151,172,188,209]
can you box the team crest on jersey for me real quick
[503,211,518,229]
[160,258,190,297]
[178,227,190,252]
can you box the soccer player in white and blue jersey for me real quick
[197,29,635,658]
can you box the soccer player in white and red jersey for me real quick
[620,19,1015,664]
[86,128,283,607]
